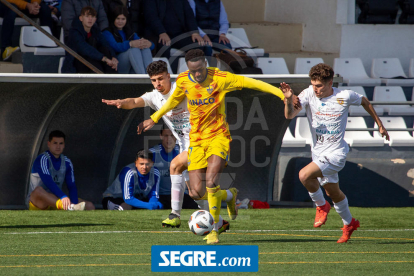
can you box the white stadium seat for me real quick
[371,58,414,86]
[20,26,64,55]
[338,86,384,116]
[282,127,306,147]
[152,57,173,74]
[226,28,265,57]
[177,57,209,73]
[295,117,312,145]
[373,86,414,115]
[374,117,414,146]
[344,117,384,147]
[58,57,64,73]
[409,58,414,78]
[257,57,289,74]
[333,58,381,86]
[294,58,324,74]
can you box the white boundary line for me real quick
[3,229,414,235]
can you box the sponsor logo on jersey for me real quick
[189,97,215,106]
[337,98,345,105]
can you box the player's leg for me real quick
[77,198,95,210]
[323,182,360,243]
[29,186,64,210]
[162,151,188,228]
[298,162,331,227]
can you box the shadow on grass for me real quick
[0,223,112,229]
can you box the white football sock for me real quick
[171,174,185,216]
[309,187,326,207]
[334,197,352,225]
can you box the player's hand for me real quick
[203,35,213,47]
[61,197,71,210]
[379,125,390,141]
[192,33,204,46]
[147,202,162,210]
[137,118,155,134]
[280,82,293,99]
[159,33,171,46]
[218,34,230,45]
[102,99,124,108]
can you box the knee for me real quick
[298,169,311,184]
[188,189,205,201]
[31,186,45,197]
[170,159,183,174]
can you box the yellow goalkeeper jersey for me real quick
[150,67,285,145]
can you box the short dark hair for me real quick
[80,6,97,17]
[160,124,170,135]
[147,60,169,77]
[48,130,65,142]
[185,49,205,63]
[309,63,334,83]
[135,149,153,161]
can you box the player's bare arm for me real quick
[280,82,302,119]
[102,97,146,109]
[137,118,156,134]
[360,96,390,141]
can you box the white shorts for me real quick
[178,137,190,152]
[312,152,346,185]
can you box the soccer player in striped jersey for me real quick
[27,130,94,210]
[102,149,163,210]
[138,49,294,244]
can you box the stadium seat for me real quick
[0,17,31,26]
[170,48,185,57]
[357,0,398,24]
[294,58,324,74]
[344,117,384,147]
[295,117,312,145]
[177,57,210,73]
[19,26,64,55]
[152,57,173,74]
[409,58,414,78]
[226,28,265,57]
[374,117,414,146]
[282,127,306,147]
[339,86,384,116]
[333,58,381,86]
[371,58,414,86]
[58,57,64,73]
[257,57,289,74]
[373,86,414,115]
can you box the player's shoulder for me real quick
[176,71,189,84]
[152,167,161,177]
[208,67,228,78]
[149,144,162,153]
[334,87,357,99]
[299,85,313,97]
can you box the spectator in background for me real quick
[61,0,108,43]
[62,6,118,73]
[188,0,232,56]
[143,0,204,60]
[43,0,62,37]
[102,0,145,37]
[102,149,163,210]
[103,6,153,74]
[0,0,54,61]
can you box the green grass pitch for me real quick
[0,207,413,275]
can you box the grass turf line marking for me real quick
[3,229,414,235]
[1,252,413,258]
[0,264,150,268]
[0,253,150,257]
[260,261,414,265]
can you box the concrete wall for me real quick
[221,0,265,22]
[340,24,414,75]
[264,0,342,53]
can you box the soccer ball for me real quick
[188,210,214,236]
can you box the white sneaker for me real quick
[68,202,86,211]
[107,200,123,211]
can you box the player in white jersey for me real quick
[102,60,230,233]
[281,63,389,243]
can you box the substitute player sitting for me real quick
[138,49,294,244]
[27,130,95,211]
[102,60,231,235]
[281,63,389,243]
[102,150,163,210]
